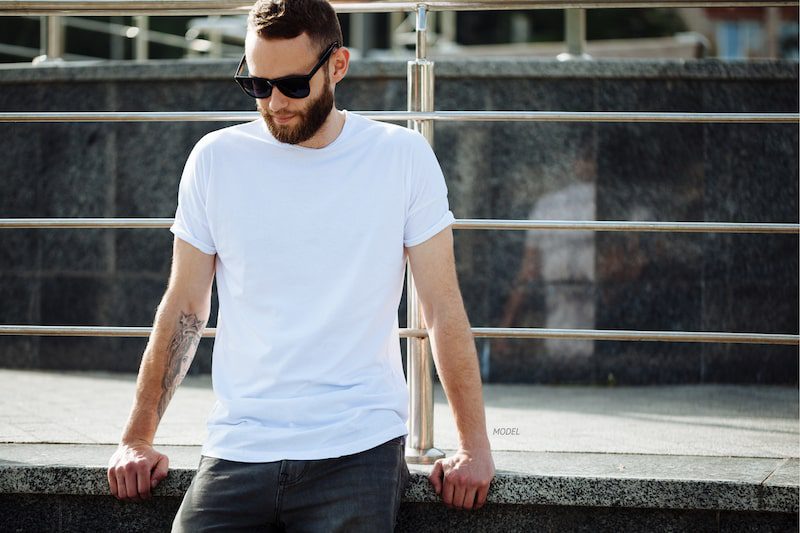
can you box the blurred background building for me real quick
[0,7,797,63]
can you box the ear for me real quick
[329,46,350,85]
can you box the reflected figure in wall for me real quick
[496,152,597,368]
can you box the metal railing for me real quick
[0,0,798,465]
[2,111,799,123]
[2,1,798,15]
[1,325,797,345]
[2,218,798,233]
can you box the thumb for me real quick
[150,453,170,488]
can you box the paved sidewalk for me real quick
[0,368,796,458]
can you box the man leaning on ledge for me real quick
[106,0,495,530]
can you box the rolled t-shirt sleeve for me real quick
[170,143,217,255]
[403,134,456,247]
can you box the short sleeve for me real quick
[403,134,456,247]
[169,143,217,255]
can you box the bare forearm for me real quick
[120,293,208,445]
[427,313,491,451]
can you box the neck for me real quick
[299,107,344,149]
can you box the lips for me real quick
[272,114,295,125]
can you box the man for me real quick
[107,0,495,529]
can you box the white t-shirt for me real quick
[169,110,455,462]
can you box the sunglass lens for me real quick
[238,78,272,98]
[276,78,310,99]
[250,79,273,98]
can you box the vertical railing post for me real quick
[557,8,591,61]
[405,3,444,465]
[134,15,149,62]
[765,7,780,58]
[46,16,64,61]
[39,16,47,57]
[209,15,223,59]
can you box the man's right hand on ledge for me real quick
[107,441,170,502]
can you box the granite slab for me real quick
[0,444,796,513]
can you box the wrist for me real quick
[120,436,153,448]
[459,435,491,453]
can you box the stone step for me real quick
[0,444,797,532]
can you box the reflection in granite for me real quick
[0,59,796,383]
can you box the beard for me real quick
[258,74,335,145]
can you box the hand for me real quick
[107,441,170,502]
[429,447,495,510]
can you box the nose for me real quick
[267,85,290,113]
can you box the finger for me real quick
[441,472,455,508]
[137,465,152,500]
[451,480,466,510]
[476,483,490,509]
[151,454,169,489]
[114,470,127,501]
[460,486,479,510]
[124,469,142,502]
[107,467,118,497]
[429,461,443,495]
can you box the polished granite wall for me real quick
[0,59,797,384]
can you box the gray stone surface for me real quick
[0,444,796,513]
[396,503,798,533]
[0,493,185,533]
[0,58,797,383]
[0,494,796,533]
[761,458,800,514]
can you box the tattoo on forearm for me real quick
[157,312,205,420]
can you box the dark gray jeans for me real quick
[172,435,409,532]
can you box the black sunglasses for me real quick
[234,41,339,99]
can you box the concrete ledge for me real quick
[1,444,796,514]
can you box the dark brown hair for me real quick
[247,0,343,54]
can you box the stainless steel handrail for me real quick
[1,111,797,123]
[1,0,796,16]
[1,325,797,345]
[457,220,800,233]
[2,218,798,234]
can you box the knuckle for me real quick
[444,472,461,484]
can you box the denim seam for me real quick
[394,442,408,523]
[273,465,286,526]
